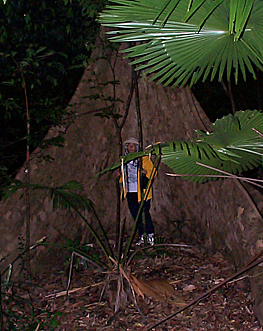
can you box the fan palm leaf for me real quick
[156,110,263,182]
[100,0,263,86]
[99,110,263,183]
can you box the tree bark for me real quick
[1,28,263,324]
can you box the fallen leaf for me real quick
[129,275,186,307]
[183,284,196,292]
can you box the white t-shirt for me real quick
[126,161,137,192]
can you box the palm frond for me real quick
[98,110,263,183]
[100,0,263,86]
[1,180,94,212]
[49,181,94,212]
[157,110,263,182]
[97,110,263,183]
[198,110,263,171]
[160,141,228,183]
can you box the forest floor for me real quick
[3,239,263,331]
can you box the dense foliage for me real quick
[100,0,263,122]
[99,0,263,183]
[100,0,263,87]
[0,0,105,180]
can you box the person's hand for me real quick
[142,169,147,175]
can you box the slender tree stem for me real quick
[227,79,236,114]
[116,65,135,247]
[13,55,32,278]
[0,273,3,331]
[133,66,143,149]
[132,63,147,237]
[221,79,236,114]
[22,75,32,279]
[256,69,262,110]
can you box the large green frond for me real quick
[1,180,94,212]
[199,110,263,170]
[98,110,263,183]
[100,0,263,86]
[159,110,263,182]
[160,141,227,183]
[49,181,94,212]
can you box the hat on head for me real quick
[124,137,139,145]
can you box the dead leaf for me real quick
[183,284,196,292]
[129,275,186,307]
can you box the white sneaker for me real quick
[147,233,154,246]
[136,235,144,246]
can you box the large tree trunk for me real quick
[1,28,263,324]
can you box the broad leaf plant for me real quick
[99,0,263,182]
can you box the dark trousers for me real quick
[127,192,155,236]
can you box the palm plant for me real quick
[100,0,263,87]
[98,3,263,325]
[100,109,263,184]
[99,0,263,181]
[1,176,167,316]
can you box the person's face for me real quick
[127,143,136,153]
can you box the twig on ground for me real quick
[146,256,263,330]
[45,282,104,299]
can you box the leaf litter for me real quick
[4,243,263,330]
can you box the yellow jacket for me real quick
[120,155,157,202]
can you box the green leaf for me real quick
[49,181,94,211]
[100,110,263,183]
[1,180,94,212]
[100,0,263,87]
[161,110,263,182]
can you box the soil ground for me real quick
[3,239,263,331]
